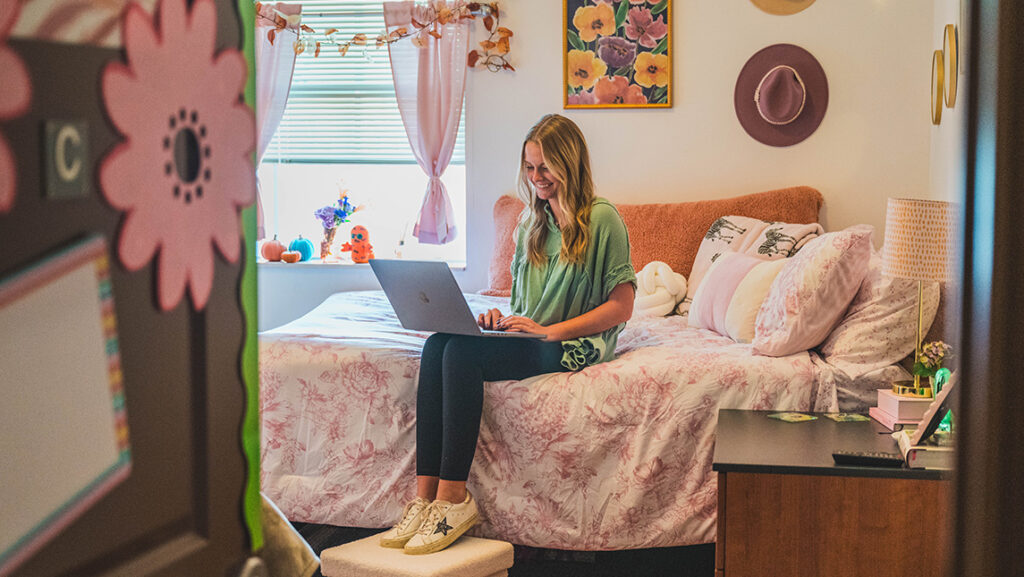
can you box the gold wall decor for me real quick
[931,49,944,126]
[944,24,958,107]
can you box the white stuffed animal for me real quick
[634,261,687,317]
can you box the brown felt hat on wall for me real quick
[734,43,829,147]
[750,0,816,15]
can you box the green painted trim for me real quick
[237,0,263,553]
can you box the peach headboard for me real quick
[483,186,824,296]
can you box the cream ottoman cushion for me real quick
[321,533,514,577]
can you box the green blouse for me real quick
[509,198,636,370]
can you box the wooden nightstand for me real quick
[712,410,952,577]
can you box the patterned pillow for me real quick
[817,249,940,377]
[679,215,824,315]
[752,225,874,357]
[688,253,787,342]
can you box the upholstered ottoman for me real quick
[320,533,514,577]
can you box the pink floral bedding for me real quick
[260,291,838,550]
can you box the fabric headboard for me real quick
[483,186,824,297]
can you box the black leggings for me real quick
[416,333,569,481]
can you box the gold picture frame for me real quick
[563,0,672,109]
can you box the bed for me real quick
[259,290,896,550]
[259,187,933,550]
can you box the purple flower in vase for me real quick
[315,206,337,229]
[598,36,637,69]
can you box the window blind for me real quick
[263,0,466,164]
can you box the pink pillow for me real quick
[480,196,525,297]
[817,249,940,377]
[689,253,785,342]
[752,225,874,357]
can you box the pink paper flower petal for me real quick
[99,0,256,311]
[0,47,31,116]
[118,210,162,271]
[122,4,162,73]
[208,51,248,105]
[0,1,31,215]
[185,0,217,66]
[156,238,190,311]
[0,1,19,36]
[184,241,215,310]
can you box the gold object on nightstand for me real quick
[881,198,956,398]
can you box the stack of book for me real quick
[869,388,933,431]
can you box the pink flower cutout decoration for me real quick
[0,0,32,214]
[101,0,255,311]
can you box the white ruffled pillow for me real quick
[817,249,940,377]
[634,261,687,317]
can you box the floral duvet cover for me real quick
[260,291,836,550]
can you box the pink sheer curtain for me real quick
[384,2,469,245]
[255,3,301,240]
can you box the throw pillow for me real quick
[634,261,687,317]
[481,195,526,297]
[817,248,940,377]
[679,215,824,315]
[688,253,787,342]
[752,225,874,357]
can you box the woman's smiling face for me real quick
[524,141,561,201]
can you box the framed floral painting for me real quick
[564,0,671,109]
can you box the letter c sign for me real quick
[44,120,90,199]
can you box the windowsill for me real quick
[257,258,467,271]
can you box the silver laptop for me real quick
[369,259,544,339]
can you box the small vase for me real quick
[320,226,337,259]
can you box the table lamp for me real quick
[881,198,956,397]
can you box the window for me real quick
[260,0,466,264]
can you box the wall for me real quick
[260,0,945,331]
[931,0,967,204]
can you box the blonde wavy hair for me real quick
[517,114,596,266]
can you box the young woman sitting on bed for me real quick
[380,113,637,555]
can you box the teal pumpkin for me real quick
[288,235,315,262]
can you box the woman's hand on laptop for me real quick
[496,316,554,341]
[478,308,504,330]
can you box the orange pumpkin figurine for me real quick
[341,225,375,263]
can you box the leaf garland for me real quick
[255,1,514,73]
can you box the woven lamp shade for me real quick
[881,198,956,282]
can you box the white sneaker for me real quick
[403,492,479,555]
[379,497,432,548]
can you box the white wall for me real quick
[931,0,967,203]
[260,0,947,331]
